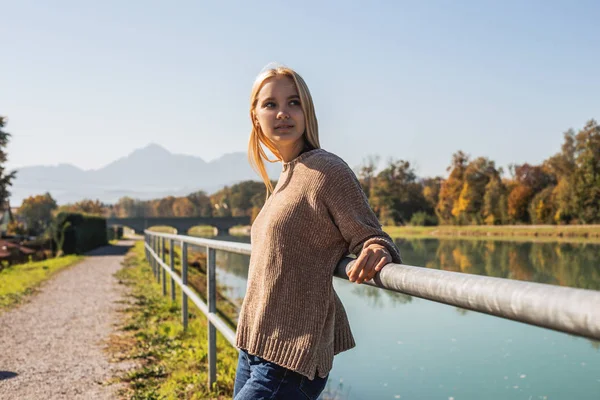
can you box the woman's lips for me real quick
[275,125,294,130]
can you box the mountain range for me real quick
[10,144,282,205]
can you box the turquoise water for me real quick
[202,235,600,399]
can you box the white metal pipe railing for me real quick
[144,230,600,388]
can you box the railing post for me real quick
[181,241,189,330]
[152,235,157,277]
[207,246,217,388]
[156,236,161,284]
[161,237,167,296]
[149,235,154,276]
[170,238,175,301]
[153,235,158,278]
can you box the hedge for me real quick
[55,212,108,254]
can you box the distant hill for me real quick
[10,143,282,205]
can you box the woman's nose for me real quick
[276,108,290,119]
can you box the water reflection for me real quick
[351,284,412,308]
[197,234,600,295]
[397,238,600,290]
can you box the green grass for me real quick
[0,255,85,310]
[383,225,600,243]
[109,241,237,400]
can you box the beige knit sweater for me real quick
[235,149,402,380]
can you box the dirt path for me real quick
[0,241,135,400]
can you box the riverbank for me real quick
[382,225,600,242]
[226,224,600,243]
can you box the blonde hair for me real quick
[248,66,320,196]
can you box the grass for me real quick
[383,225,600,243]
[0,255,85,310]
[108,241,238,400]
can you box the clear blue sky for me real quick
[2,0,599,178]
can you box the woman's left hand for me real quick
[348,244,393,284]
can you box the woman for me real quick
[233,66,402,399]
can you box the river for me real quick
[194,234,600,400]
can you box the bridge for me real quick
[107,216,250,236]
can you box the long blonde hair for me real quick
[248,66,320,196]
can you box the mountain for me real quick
[10,144,282,205]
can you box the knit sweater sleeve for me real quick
[320,159,402,264]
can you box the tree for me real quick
[0,116,17,206]
[355,155,380,199]
[187,191,213,217]
[58,199,106,216]
[545,129,577,224]
[506,163,555,223]
[436,151,469,224]
[422,177,442,212]
[453,157,501,224]
[369,159,428,225]
[18,193,58,235]
[572,119,600,223]
[483,175,507,225]
[172,197,195,216]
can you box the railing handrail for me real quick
[146,230,252,255]
[145,229,600,341]
[335,258,600,341]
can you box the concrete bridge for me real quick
[107,216,250,236]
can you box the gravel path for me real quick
[0,241,136,400]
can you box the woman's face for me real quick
[254,76,306,150]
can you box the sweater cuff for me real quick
[361,236,402,264]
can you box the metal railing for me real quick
[144,230,600,387]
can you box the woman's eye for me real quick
[265,102,276,108]
[290,100,301,106]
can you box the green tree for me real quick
[572,119,600,223]
[355,155,380,199]
[483,175,508,225]
[0,116,17,206]
[545,129,577,223]
[370,159,428,225]
[188,191,213,217]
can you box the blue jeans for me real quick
[233,349,328,400]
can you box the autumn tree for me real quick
[172,197,196,217]
[436,151,469,224]
[58,199,106,216]
[421,177,442,212]
[507,163,555,223]
[18,192,57,235]
[453,157,501,224]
